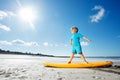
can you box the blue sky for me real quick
[0,0,120,56]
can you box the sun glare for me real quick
[18,7,37,29]
[19,7,36,22]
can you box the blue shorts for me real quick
[72,45,82,54]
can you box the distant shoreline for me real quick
[0,49,120,58]
[0,53,120,59]
[0,49,54,57]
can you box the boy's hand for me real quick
[70,40,72,45]
[83,36,92,42]
[88,39,92,42]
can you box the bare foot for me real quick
[68,61,71,64]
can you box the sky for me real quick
[0,0,120,56]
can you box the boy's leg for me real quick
[79,52,88,63]
[68,54,74,64]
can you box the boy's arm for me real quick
[83,36,92,42]
[70,40,72,45]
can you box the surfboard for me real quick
[43,61,112,68]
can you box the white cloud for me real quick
[0,39,38,47]
[81,41,89,46]
[0,10,15,20]
[12,39,38,46]
[0,11,8,20]
[90,5,105,23]
[12,39,25,45]
[0,24,11,31]
[43,42,59,47]
[0,40,66,47]
[43,42,49,46]
[25,42,38,46]
[7,11,16,17]
[0,10,15,31]
[0,41,12,45]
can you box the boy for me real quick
[68,27,92,64]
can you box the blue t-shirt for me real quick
[71,33,84,46]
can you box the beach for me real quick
[0,54,120,80]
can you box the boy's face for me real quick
[71,28,77,34]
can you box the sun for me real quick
[19,7,36,22]
[18,7,37,29]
